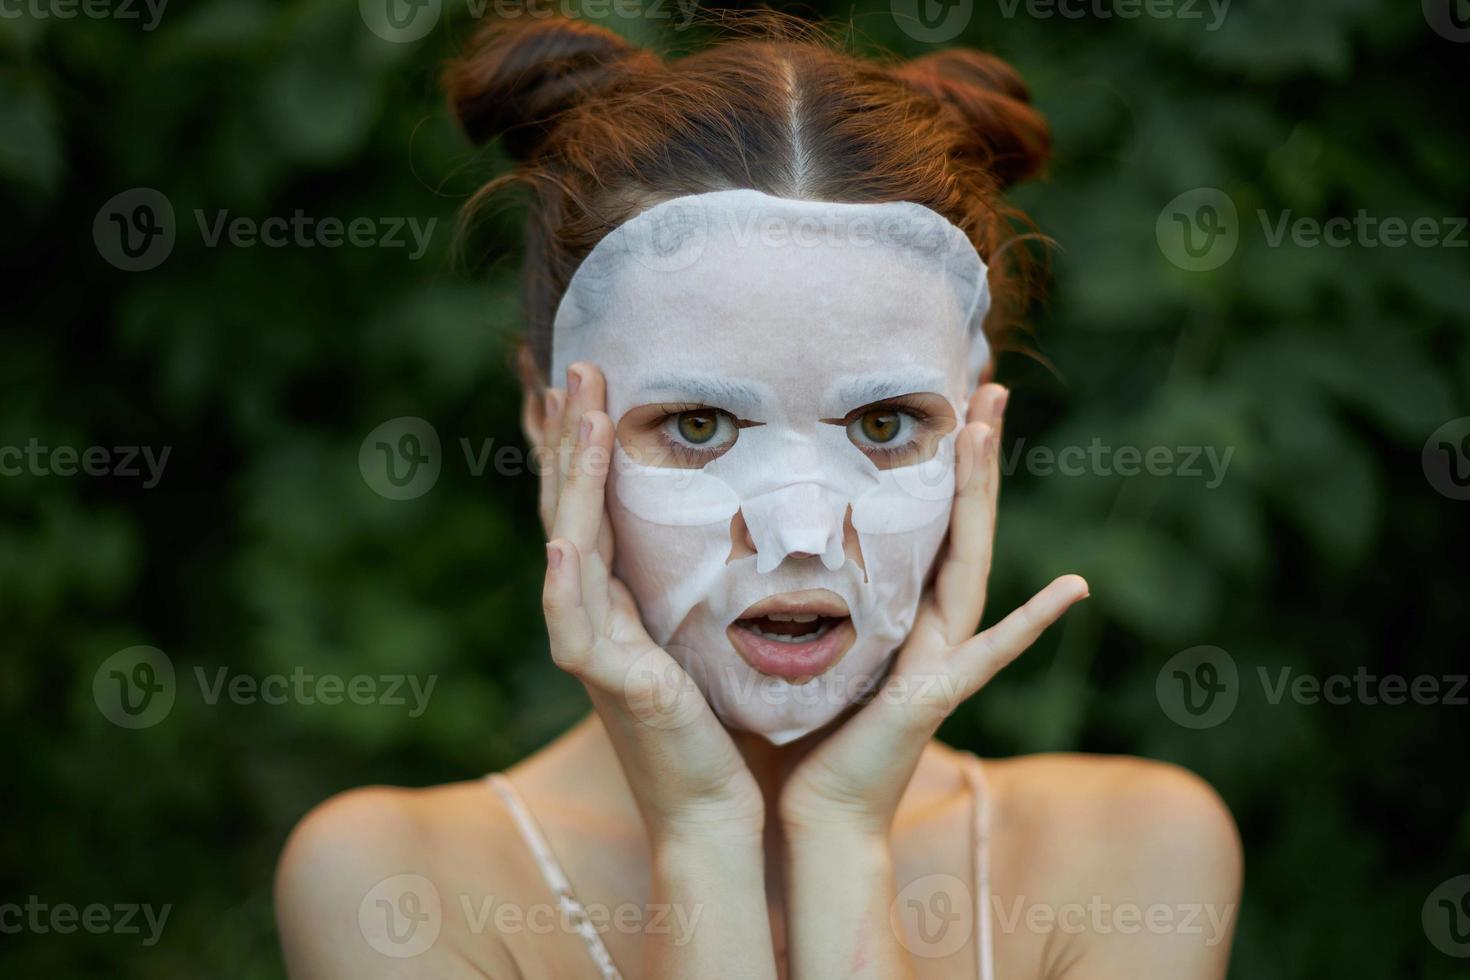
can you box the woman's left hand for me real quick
[777,383,1087,979]
[780,382,1089,836]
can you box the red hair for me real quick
[444,12,1050,385]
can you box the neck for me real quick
[569,704,857,824]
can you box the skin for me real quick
[275,364,1244,980]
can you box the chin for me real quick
[665,621,896,746]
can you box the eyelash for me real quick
[651,397,937,464]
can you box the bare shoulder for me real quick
[988,753,1241,866]
[983,753,1243,979]
[274,780,536,979]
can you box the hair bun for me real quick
[445,16,656,160]
[894,49,1050,189]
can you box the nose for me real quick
[737,482,849,574]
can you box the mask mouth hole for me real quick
[726,613,858,682]
[733,613,847,644]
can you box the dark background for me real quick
[3,0,1468,976]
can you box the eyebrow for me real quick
[635,374,767,416]
[830,370,948,408]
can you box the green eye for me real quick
[859,410,902,443]
[677,411,720,444]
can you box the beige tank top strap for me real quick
[486,773,623,980]
[961,752,997,980]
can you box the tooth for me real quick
[790,614,818,623]
[757,627,821,643]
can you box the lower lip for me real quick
[726,619,855,682]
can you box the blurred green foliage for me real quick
[1,0,1467,977]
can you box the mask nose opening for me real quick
[738,482,851,574]
[841,504,868,583]
[726,509,757,565]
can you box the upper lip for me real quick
[736,589,850,621]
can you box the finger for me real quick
[932,419,997,645]
[542,539,598,676]
[557,362,607,480]
[606,576,655,647]
[551,409,613,552]
[968,381,1007,433]
[951,574,1089,698]
[557,363,614,561]
[597,513,616,567]
[539,387,566,534]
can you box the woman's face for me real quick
[550,191,988,743]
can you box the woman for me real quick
[276,14,1242,979]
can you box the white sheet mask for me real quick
[551,189,991,744]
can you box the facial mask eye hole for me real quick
[616,403,751,469]
[831,392,957,470]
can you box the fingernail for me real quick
[567,366,581,396]
[543,389,556,419]
[992,387,1009,421]
[579,415,592,443]
[546,543,563,570]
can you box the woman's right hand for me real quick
[538,362,766,846]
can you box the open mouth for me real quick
[726,590,855,683]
